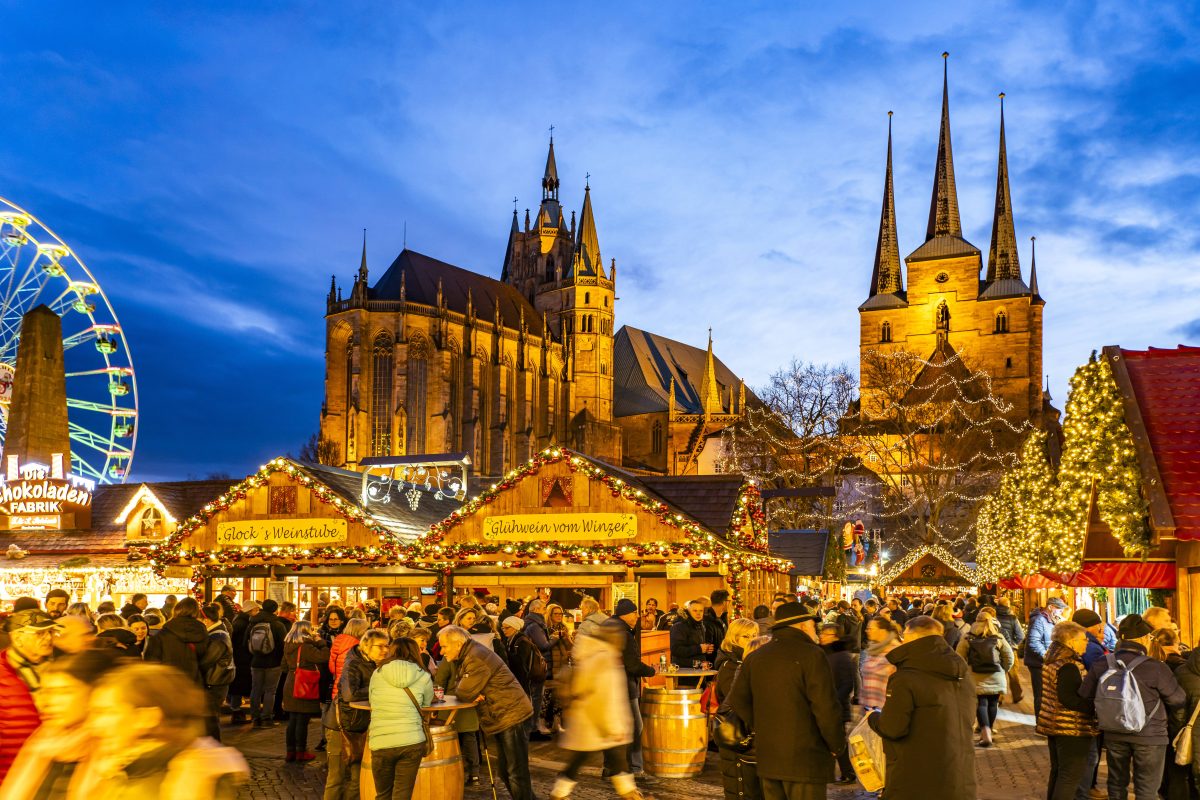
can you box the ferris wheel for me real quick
[0,196,137,483]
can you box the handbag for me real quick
[1173,700,1200,765]
[403,686,435,757]
[292,643,321,701]
[712,707,753,752]
[335,702,367,765]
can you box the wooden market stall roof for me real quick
[879,544,977,588]
[768,530,829,577]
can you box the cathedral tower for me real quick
[859,54,1044,423]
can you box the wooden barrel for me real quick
[413,726,464,800]
[640,688,708,778]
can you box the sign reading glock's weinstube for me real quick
[482,513,637,542]
[216,519,348,547]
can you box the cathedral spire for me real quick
[500,207,519,283]
[986,93,1022,283]
[700,329,721,417]
[542,129,559,202]
[869,111,903,297]
[572,182,603,278]
[358,228,368,283]
[926,52,962,241]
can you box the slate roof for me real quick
[371,250,547,338]
[768,529,829,576]
[906,235,979,262]
[613,326,755,417]
[1113,345,1200,541]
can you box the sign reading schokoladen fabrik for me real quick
[216,519,348,548]
[482,513,637,542]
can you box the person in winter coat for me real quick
[73,662,249,799]
[1080,613,1187,800]
[832,601,862,656]
[858,616,902,713]
[1025,596,1068,716]
[728,602,846,798]
[575,596,609,638]
[704,589,731,645]
[0,649,123,799]
[602,599,657,777]
[280,620,330,762]
[1070,608,1109,672]
[200,602,236,741]
[955,614,1014,747]
[932,603,962,650]
[143,597,211,688]
[438,625,535,800]
[521,599,554,739]
[819,624,857,784]
[501,615,542,696]
[714,623,766,800]
[549,624,644,800]
[0,610,56,785]
[367,638,434,800]
[227,600,259,725]
[1174,647,1200,797]
[325,629,389,800]
[330,617,370,698]
[542,603,574,733]
[216,585,239,623]
[1034,621,1099,800]
[246,598,289,728]
[434,643,484,786]
[670,599,713,668]
[868,615,977,800]
[994,598,1025,703]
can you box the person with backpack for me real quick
[1080,613,1187,800]
[994,598,1025,704]
[142,597,210,688]
[956,614,1014,748]
[200,602,236,741]
[522,599,555,740]
[247,598,289,728]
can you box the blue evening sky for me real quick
[3,2,1199,480]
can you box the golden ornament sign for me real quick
[216,519,348,548]
[482,513,637,542]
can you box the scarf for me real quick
[865,633,898,657]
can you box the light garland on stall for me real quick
[976,430,1056,581]
[876,542,977,587]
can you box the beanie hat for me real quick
[614,599,638,617]
[1118,613,1154,641]
[1071,609,1103,628]
[501,615,525,632]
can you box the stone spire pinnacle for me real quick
[1029,235,1040,296]
[500,208,519,283]
[926,52,962,241]
[542,129,559,201]
[358,228,368,282]
[870,111,903,297]
[986,93,1022,283]
[572,183,603,278]
[700,328,722,417]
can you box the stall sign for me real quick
[612,582,638,608]
[216,519,348,547]
[665,562,692,580]
[482,513,636,542]
[266,581,290,604]
[0,461,95,531]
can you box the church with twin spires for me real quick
[320,137,751,478]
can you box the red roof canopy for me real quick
[1115,345,1200,541]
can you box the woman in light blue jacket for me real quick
[368,638,434,799]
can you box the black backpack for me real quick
[966,634,1002,674]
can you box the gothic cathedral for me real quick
[858,56,1046,424]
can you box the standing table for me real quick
[641,668,717,778]
[349,697,479,800]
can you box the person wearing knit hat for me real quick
[1080,611,1187,797]
[1070,608,1108,670]
[501,615,525,632]
[613,599,638,618]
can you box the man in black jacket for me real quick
[601,598,655,776]
[670,599,713,668]
[994,597,1025,703]
[704,589,730,644]
[247,598,289,728]
[868,615,977,799]
[729,602,846,799]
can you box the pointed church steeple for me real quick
[869,112,903,297]
[926,53,963,241]
[699,329,722,416]
[358,228,369,283]
[500,208,519,283]
[571,180,604,278]
[1029,236,1041,297]
[542,131,559,201]
[986,93,1022,283]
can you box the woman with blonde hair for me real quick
[542,603,574,733]
[715,618,763,800]
[955,613,1014,747]
[73,662,249,798]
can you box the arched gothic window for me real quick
[935,301,950,331]
[584,292,590,305]
[994,310,1009,334]
[344,341,354,451]
[371,333,393,456]
[651,421,663,454]
[880,321,892,343]
[406,336,429,454]
[544,257,555,282]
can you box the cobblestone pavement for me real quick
[228,667,1076,799]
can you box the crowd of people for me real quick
[4,583,1200,800]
